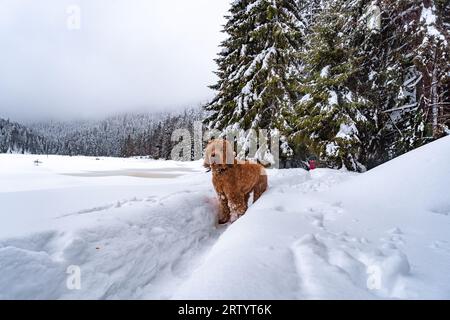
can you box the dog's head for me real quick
[203,139,235,170]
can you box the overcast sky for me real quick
[0,0,230,122]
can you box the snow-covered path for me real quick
[1,136,450,299]
[0,156,224,299]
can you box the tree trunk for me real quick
[431,48,439,137]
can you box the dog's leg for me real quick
[229,193,248,223]
[218,193,231,224]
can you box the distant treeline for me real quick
[0,118,48,154]
[0,108,205,159]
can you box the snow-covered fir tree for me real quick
[341,0,450,163]
[291,0,449,170]
[375,0,450,157]
[292,0,372,171]
[205,0,305,160]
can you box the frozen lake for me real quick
[62,167,196,179]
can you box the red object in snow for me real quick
[309,160,316,170]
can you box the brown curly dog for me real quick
[204,139,268,224]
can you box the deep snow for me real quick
[0,136,449,299]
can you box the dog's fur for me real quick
[204,139,268,224]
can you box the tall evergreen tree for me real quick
[351,0,450,160]
[292,0,372,171]
[205,0,305,158]
[290,0,449,171]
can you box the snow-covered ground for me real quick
[1,136,449,299]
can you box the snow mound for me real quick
[174,137,450,299]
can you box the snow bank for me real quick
[325,135,450,298]
[175,137,450,299]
